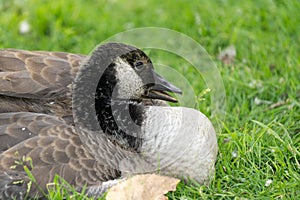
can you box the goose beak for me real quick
[144,72,182,103]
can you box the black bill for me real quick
[143,72,182,103]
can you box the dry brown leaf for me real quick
[268,100,288,109]
[106,174,180,200]
[218,45,236,65]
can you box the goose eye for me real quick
[134,61,144,69]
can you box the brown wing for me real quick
[0,49,87,99]
[0,112,120,198]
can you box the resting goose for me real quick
[0,43,218,199]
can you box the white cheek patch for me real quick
[114,57,144,99]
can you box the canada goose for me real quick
[0,43,218,199]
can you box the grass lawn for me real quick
[0,0,299,199]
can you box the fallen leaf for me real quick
[269,63,276,72]
[106,174,180,200]
[218,45,236,65]
[268,100,287,109]
[223,138,231,143]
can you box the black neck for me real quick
[94,65,144,151]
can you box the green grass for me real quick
[1,0,299,199]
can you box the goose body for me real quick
[0,43,218,199]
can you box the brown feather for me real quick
[0,49,112,198]
[0,112,120,198]
[0,49,86,99]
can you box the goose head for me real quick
[96,48,182,103]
